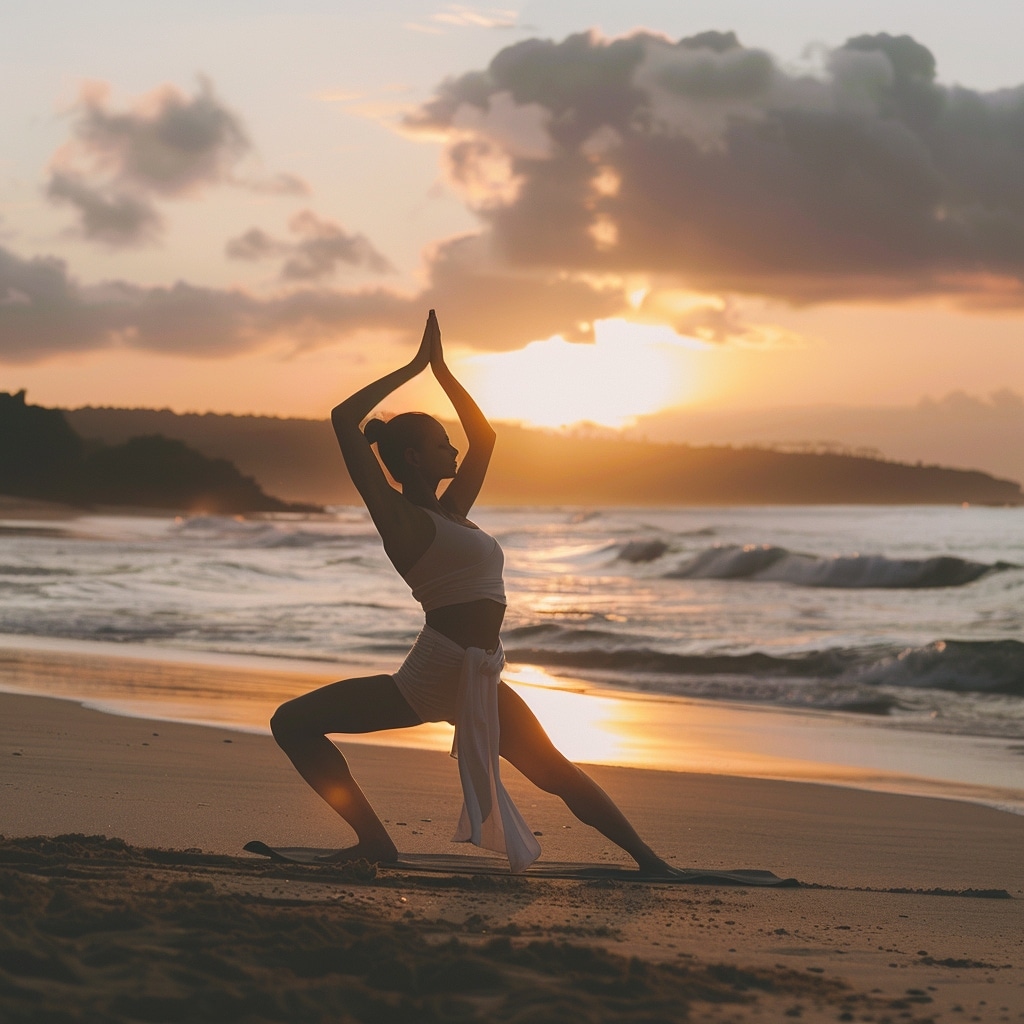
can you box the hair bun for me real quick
[363,417,387,445]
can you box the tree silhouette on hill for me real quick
[0,391,318,514]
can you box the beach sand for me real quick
[2,688,1022,1023]
[0,495,80,519]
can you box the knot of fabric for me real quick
[450,643,541,873]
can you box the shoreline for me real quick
[2,495,1024,520]
[3,687,1022,1022]
[4,687,1022,886]
[2,632,1023,817]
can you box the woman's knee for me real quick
[270,697,313,745]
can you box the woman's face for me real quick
[410,419,458,480]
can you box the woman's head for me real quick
[363,413,457,483]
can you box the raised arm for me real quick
[428,311,496,517]
[330,317,432,544]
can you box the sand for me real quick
[2,690,1022,1023]
[0,495,81,520]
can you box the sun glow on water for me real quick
[502,665,628,765]
[462,319,705,429]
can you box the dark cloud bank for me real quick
[409,29,1024,309]
[0,235,616,362]
[5,31,1024,363]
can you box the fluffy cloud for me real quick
[46,79,308,245]
[0,247,120,358]
[405,30,1024,306]
[46,171,161,247]
[0,243,404,362]
[30,28,1010,364]
[405,4,521,35]
[415,234,626,348]
[0,235,629,363]
[226,211,394,280]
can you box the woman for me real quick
[271,310,670,874]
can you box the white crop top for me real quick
[402,508,506,612]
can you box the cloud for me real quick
[404,30,1024,307]
[0,242,411,363]
[237,172,310,196]
[434,4,518,29]
[415,234,626,349]
[0,235,634,364]
[406,4,521,34]
[224,228,286,263]
[46,78,307,244]
[226,211,394,280]
[0,247,120,359]
[63,77,249,195]
[46,170,161,247]
[631,290,804,348]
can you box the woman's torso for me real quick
[398,505,507,651]
[426,599,505,651]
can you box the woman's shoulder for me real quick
[365,497,436,576]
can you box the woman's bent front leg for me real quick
[270,674,421,863]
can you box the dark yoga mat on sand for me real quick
[243,841,799,887]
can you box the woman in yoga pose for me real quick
[271,310,670,873]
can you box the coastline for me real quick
[4,687,1023,889]
[4,501,1023,1016]
[2,632,1022,815]
[3,686,1022,1022]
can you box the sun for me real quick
[461,319,704,429]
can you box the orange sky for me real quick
[2,4,1023,475]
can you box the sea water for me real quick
[2,505,1023,807]
[1,505,1022,739]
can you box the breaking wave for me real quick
[661,544,1015,589]
[849,639,1024,695]
[503,633,1024,698]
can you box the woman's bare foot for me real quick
[635,852,676,876]
[316,839,398,865]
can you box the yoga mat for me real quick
[243,841,800,887]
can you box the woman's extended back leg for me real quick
[271,675,421,862]
[497,682,670,874]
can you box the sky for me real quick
[2,0,1023,473]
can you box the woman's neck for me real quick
[401,477,442,510]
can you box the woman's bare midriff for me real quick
[425,598,505,651]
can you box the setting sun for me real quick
[461,319,705,429]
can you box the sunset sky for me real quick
[2,1,1023,474]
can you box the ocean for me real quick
[2,504,1022,805]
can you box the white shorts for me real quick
[392,625,480,724]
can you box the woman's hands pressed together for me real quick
[427,309,447,374]
[411,310,437,374]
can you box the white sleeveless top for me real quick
[401,508,506,612]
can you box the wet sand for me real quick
[4,633,1021,814]
[2,690,1022,1022]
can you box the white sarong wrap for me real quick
[449,643,541,873]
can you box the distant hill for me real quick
[68,406,344,507]
[65,404,1023,507]
[1,392,318,514]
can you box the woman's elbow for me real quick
[465,430,495,458]
[472,422,496,446]
[331,403,356,432]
